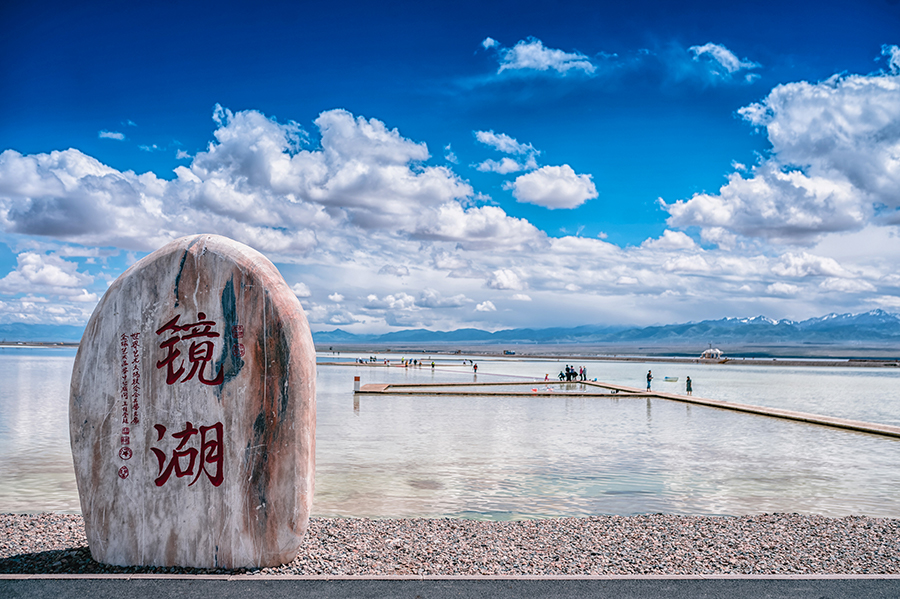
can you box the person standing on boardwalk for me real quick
[686,376,692,396]
[646,370,652,391]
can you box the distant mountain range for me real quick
[4,309,900,350]
[0,322,85,343]
[312,309,900,350]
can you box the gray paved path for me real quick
[3,576,900,599]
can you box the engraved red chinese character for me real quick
[150,421,224,487]
[155,313,224,386]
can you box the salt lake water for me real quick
[2,347,899,519]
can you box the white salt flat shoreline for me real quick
[317,350,900,368]
[5,342,899,367]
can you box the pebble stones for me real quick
[3,514,900,575]
[69,234,315,569]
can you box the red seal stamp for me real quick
[118,466,130,479]
[118,446,133,460]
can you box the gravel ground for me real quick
[2,513,899,576]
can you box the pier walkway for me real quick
[355,380,900,440]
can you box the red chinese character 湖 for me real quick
[150,421,224,487]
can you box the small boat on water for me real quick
[664,376,678,382]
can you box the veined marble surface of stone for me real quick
[69,234,315,569]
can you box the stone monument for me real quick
[69,234,315,569]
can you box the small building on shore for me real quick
[700,347,724,360]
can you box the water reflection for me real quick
[0,348,80,513]
[316,356,900,520]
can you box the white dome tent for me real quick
[700,347,724,360]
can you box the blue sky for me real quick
[2,0,900,332]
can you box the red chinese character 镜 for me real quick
[155,313,224,386]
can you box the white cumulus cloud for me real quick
[418,288,468,308]
[641,230,697,250]
[771,252,848,278]
[663,66,900,245]
[71,289,99,303]
[364,292,416,310]
[0,107,550,259]
[664,167,866,244]
[663,255,711,274]
[291,282,312,297]
[486,268,524,290]
[0,252,94,297]
[505,165,598,209]
[475,300,497,312]
[412,203,544,250]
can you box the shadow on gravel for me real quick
[0,547,252,576]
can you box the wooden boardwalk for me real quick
[356,380,900,440]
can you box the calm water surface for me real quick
[2,348,899,519]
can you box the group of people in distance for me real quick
[400,358,437,369]
[559,364,587,381]
[353,357,439,369]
